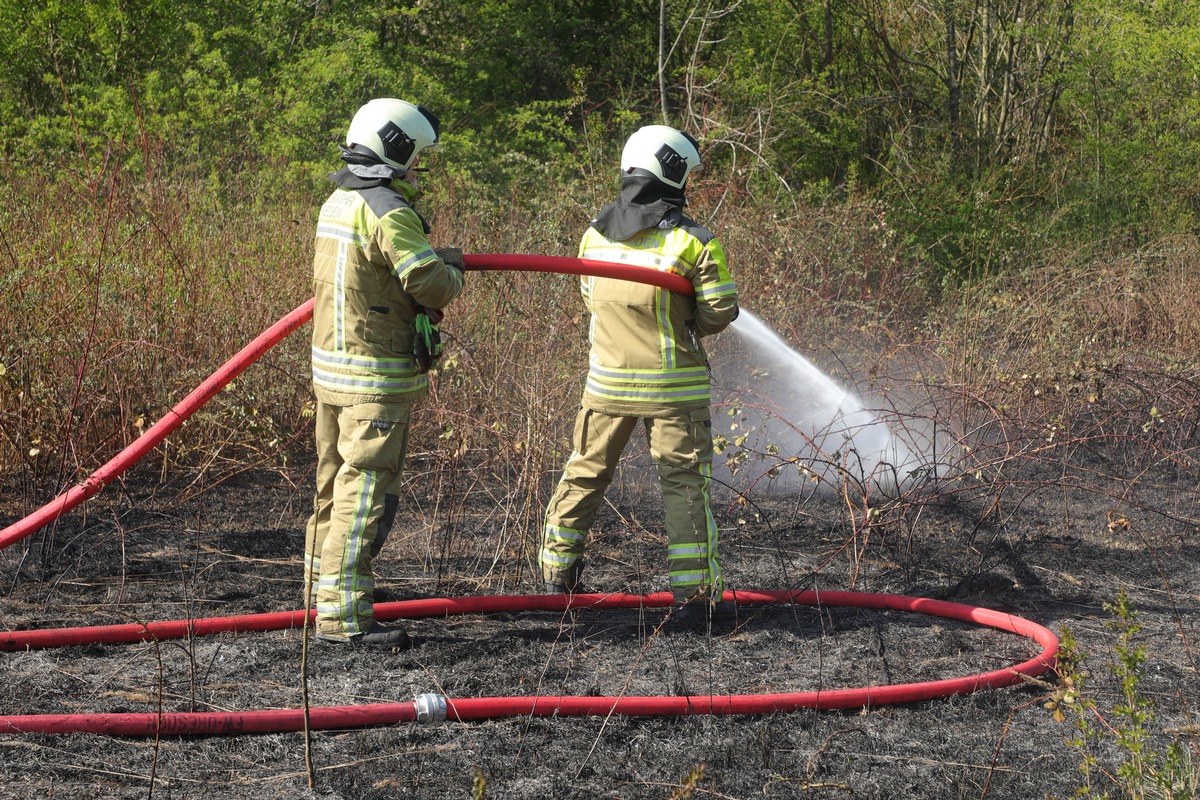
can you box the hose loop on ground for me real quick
[0,255,1061,737]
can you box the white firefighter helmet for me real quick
[346,98,440,173]
[619,124,702,190]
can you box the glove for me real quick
[434,247,466,272]
[413,305,445,374]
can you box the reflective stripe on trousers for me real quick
[541,406,721,600]
[304,399,410,637]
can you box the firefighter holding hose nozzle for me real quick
[540,125,740,624]
[305,99,465,647]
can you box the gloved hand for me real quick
[434,247,466,272]
[413,305,445,374]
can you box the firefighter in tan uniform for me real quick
[305,99,465,646]
[541,125,739,620]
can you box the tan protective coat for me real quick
[306,176,462,638]
[542,217,739,600]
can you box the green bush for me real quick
[1051,593,1200,799]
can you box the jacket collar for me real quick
[590,174,686,242]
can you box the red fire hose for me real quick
[0,299,314,552]
[0,254,1061,737]
[0,255,691,551]
[464,253,696,295]
[0,589,1059,735]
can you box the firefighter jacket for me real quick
[578,214,739,417]
[311,169,463,406]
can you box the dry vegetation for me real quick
[3,172,1200,798]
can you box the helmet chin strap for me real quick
[398,154,427,189]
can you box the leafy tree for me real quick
[1058,0,1200,240]
[3,0,1200,279]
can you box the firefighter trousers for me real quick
[304,399,410,638]
[541,406,722,601]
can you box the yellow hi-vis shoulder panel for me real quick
[577,223,738,416]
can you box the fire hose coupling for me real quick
[414,692,448,724]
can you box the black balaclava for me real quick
[329,143,400,190]
[590,172,687,242]
[328,144,429,232]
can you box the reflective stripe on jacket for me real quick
[311,181,463,405]
[578,220,738,416]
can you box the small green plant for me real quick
[1051,592,1199,799]
[668,763,707,799]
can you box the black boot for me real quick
[316,622,411,648]
[543,563,585,594]
[672,598,737,628]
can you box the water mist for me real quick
[711,310,926,494]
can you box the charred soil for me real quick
[2,421,1199,799]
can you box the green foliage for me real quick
[1058,0,1200,242]
[1052,593,1200,799]
[1,0,1199,277]
[684,1,866,200]
[886,161,1051,287]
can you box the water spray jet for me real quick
[715,310,932,494]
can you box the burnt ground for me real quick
[1,424,1199,800]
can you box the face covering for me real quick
[338,143,404,180]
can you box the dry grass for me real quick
[7,163,1200,564]
[0,163,313,510]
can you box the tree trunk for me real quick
[659,0,669,124]
[945,0,961,152]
